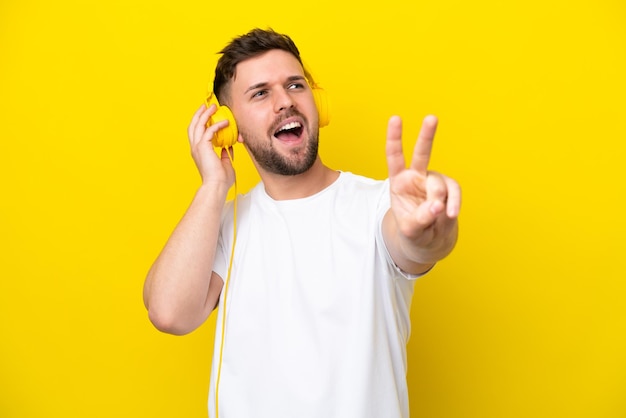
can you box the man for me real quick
[144,28,460,418]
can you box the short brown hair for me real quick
[213,28,303,103]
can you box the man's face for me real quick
[228,49,320,176]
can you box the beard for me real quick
[241,112,320,176]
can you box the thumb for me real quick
[408,199,445,233]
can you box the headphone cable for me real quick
[214,146,237,418]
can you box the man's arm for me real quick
[382,115,461,275]
[143,104,234,335]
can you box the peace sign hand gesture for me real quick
[383,115,461,274]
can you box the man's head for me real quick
[212,29,321,177]
[213,28,303,105]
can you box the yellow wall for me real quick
[1,0,625,417]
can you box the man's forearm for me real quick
[143,183,229,335]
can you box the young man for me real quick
[144,28,460,418]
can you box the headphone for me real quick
[205,65,330,148]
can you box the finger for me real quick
[200,119,229,147]
[386,116,406,178]
[188,104,207,143]
[425,172,448,206]
[443,176,461,218]
[410,115,438,175]
[190,104,218,146]
[193,105,217,146]
[411,199,441,231]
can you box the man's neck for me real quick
[258,158,340,201]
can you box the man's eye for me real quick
[252,90,267,98]
[288,83,305,90]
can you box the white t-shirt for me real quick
[210,172,420,418]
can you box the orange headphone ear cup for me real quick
[311,86,330,128]
[206,92,239,148]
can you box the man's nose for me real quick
[273,89,295,113]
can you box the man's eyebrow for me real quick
[244,82,268,95]
[243,75,306,94]
[286,75,306,83]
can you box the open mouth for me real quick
[274,121,304,142]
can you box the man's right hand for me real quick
[188,104,236,187]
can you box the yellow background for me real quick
[1,0,625,417]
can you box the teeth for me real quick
[277,122,301,133]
